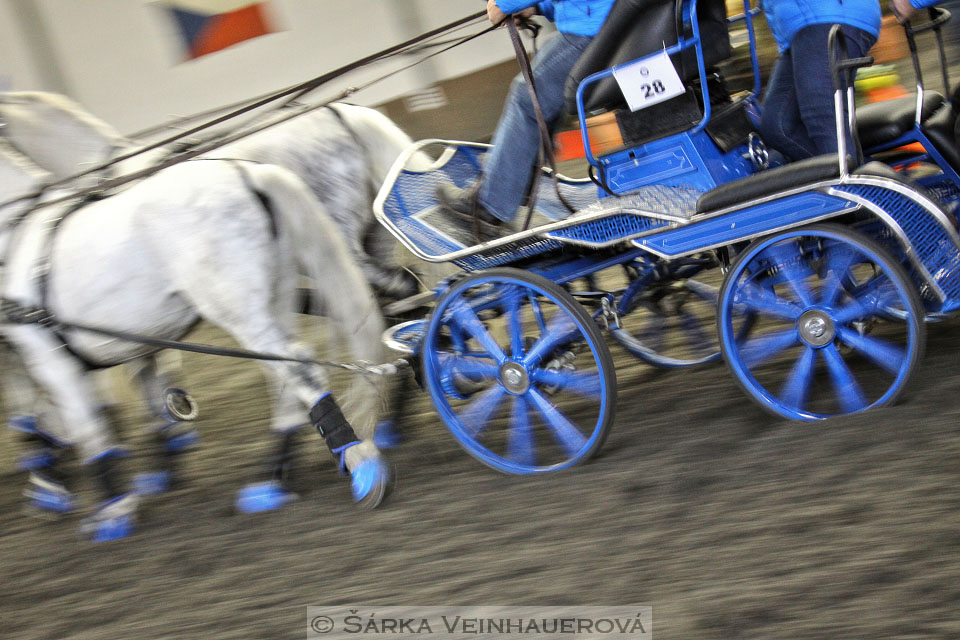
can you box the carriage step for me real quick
[382,319,427,355]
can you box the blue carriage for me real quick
[374,0,960,473]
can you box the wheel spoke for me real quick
[529,368,602,399]
[764,242,815,307]
[503,286,525,359]
[736,281,802,320]
[779,346,817,410]
[819,247,857,307]
[529,294,547,333]
[836,327,906,376]
[523,311,580,367]
[739,328,800,368]
[822,344,869,413]
[527,388,588,457]
[456,384,507,438]
[438,354,499,381]
[506,395,535,467]
[449,299,507,363]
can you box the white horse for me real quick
[0,91,422,301]
[0,130,390,540]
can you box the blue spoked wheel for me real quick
[423,268,616,474]
[612,253,725,368]
[718,224,925,421]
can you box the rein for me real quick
[505,19,577,231]
[0,10,492,212]
[0,299,409,376]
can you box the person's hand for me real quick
[487,0,537,27]
[890,0,917,23]
[487,0,507,25]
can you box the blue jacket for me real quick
[909,0,940,8]
[495,0,616,36]
[762,0,882,52]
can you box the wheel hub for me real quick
[499,361,530,395]
[798,309,835,347]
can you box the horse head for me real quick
[0,91,128,181]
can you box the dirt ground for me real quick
[2,296,960,639]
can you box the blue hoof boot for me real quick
[25,481,76,514]
[133,471,172,495]
[350,458,390,509]
[373,420,405,450]
[16,447,58,472]
[164,428,199,453]
[91,514,135,542]
[8,414,39,435]
[80,495,138,542]
[235,482,296,514]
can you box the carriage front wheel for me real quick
[423,267,617,474]
[718,224,925,421]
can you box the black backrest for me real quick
[564,0,731,114]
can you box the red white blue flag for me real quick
[159,0,276,60]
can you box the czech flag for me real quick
[159,0,276,60]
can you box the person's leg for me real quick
[479,32,593,222]
[758,48,818,161]
[791,23,876,157]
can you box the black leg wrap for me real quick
[88,452,125,500]
[310,394,360,453]
[267,430,299,484]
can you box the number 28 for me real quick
[642,80,666,98]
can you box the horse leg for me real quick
[3,325,136,540]
[361,220,420,301]
[234,363,309,513]
[0,338,79,514]
[130,355,200,495]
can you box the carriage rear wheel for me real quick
[422,268,617,474]
[718,224,925,421]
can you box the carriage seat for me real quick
[695,154,854,213]
[857,92,944,150]
[563,0,731,115]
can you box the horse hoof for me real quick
[235,482,297,514]
[373,420,405,449]
[133,471,172,495]
[24,482,76,514]
[350,458,390,509]
[79,495,137,542]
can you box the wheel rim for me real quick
[424,272,613,473]
[719,228,923,421]
[613,255,723,367]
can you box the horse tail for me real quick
[244,163,386,432]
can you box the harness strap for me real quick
[505,20,576,230]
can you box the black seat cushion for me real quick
[696,154,852,213]
[857,92,944,150]
[922,100,960,171]
[564,0,731,115]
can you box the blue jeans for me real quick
[759,24,877,162]
[479,32,593,222]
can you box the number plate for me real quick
[612,50,685,112]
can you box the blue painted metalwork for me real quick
[636,191,858,256]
